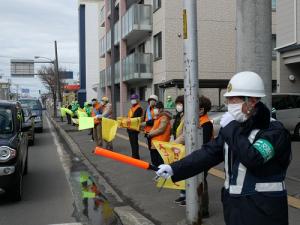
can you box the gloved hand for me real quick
[155,164,174,179]
[220,112,235,128]
[96,114,102,119]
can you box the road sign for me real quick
[11,59,34,77]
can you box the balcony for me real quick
[100,6,105,27]
[100,36,106,57]
[100,69,106,88]
[114,20,121,45]
[121,4,152,46]
[107,61,120,86]
[106,30,111,52]
[122,53,153,83]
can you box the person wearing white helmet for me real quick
[155,71,291,225]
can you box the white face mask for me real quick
[101,101,105,105]
[228,103,248,122]
[153,108,159,115]
[176,104,183,113]
[150,100,156,107]
[131,99,137,105]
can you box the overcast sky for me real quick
[0,0,79,96]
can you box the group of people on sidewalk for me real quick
[126,92,213,213]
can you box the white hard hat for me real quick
[224,71,266,98]
[148,94,158,101]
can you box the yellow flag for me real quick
[65,108,74,117]
[117,117,141,131]
[71,118,79,125]
[60,108,67,117]
[78,110,88,118]
[102,118,118,142]
[153,141,186,190]
[79,117,94,130]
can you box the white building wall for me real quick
[84,1,101,101]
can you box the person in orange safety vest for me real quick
[91,98,103,146]
[145,101,172,167]
[141,94,158,150]
[127,94,143,159]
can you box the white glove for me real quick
[96,114,102,119]
[155,164,173,179]
[220,112,235,128]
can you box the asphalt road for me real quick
[0,116,77,225]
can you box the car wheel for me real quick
[10,172,23,202]
[294,123,300,141]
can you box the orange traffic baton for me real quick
[93,147,158,171]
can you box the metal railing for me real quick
[122,4,152,39]
[122,53,152,81]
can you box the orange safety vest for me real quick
[128,104,142,118]
[144,106,155,133]
[91,103,102,125]
[151,115,171,142]
[199,114,214,139]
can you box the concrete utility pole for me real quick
[54,40,62,107]
[183,0,202,224]
[236,0,272,108]
[110,0,116,119]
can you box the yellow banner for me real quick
[117,117,141,131]
[153,141,186,190]
[79,117,94,130]
[78,110,88,118]
[102,118,118,142]
[71,118,79,125]
[65,108,74,117]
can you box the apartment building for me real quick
[97,0,277,116]
[276,0,300,93]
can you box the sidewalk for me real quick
[55,118,300,225]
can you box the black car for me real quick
[19,98,43,132]
[0,100,31,201]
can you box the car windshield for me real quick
[0,107,13,134]
[19,99,42,110]
[22,108,30,117]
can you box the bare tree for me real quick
[37,65,65,117]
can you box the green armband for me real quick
[253,138,275,162]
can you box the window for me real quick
[154,32,162,61]
[153,0,161,12]
[272,0,276,11]
[272,34,276,59]
[0,108,13,134]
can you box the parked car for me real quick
[272,93,300,139]
[0,100,31,201]
[21,104,36,146]
[19,98,43,132]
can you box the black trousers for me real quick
[150,149,164,167]
[128,130,140,159]
[66,114,71,124]
[221,188,288,225]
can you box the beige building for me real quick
[276,0,300,93]
[98,0,277,116]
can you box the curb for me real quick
[47,113,155,225]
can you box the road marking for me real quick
[117,132,300,209]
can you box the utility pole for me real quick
[110,0,116,119]
[183,1,202,224]
[236,0,272,108]
[54,40,62,108]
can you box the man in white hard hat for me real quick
[155,71,291,225]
